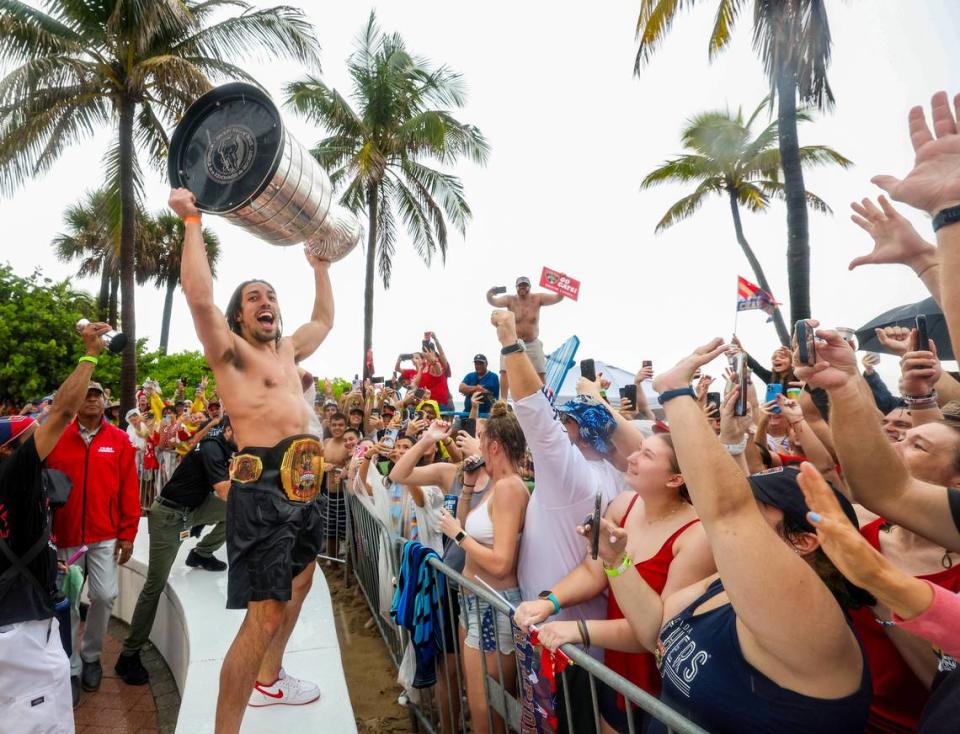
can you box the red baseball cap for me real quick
[0,416,37,447]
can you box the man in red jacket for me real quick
[47,381,139,700]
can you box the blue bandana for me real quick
[556,396,616,455]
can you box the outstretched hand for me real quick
[849,196,935,271]
[872,91,960,215]
[652,338,728,393]
[792,321,858,390]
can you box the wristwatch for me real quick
[454,530,467,546]
[933,204,960,232]
[501,341,525,356]
[537,590,561,615]
[657,387,696,405]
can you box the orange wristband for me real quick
[182,215,202,226]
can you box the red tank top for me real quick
[850,518,960,734]
[418,368,450,407]
[604,493,700,708]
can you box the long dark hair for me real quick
[225,279,282,343]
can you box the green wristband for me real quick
[79,355,98,366]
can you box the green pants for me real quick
[123,494,226,654]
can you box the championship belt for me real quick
[279,438,325,503]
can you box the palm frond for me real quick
[708,0,745,59]
[736,182,770,212]
[653,182,715,232]
[375,181,397,288]
[391,174,437,268]
[796,144,852,169]
[635,0,694,74]
[398,159,471,234]
[641,154,719,189]
[172,5,321,72]
[761,180,833,215]
[284,76,366,140]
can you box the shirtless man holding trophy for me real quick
[170,187,334,733]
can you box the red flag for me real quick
[736,276,779,319]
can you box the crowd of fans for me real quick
[2,90,960,734]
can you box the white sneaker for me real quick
[248,669,321,707]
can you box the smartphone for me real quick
[370,410,380,419]
[422,340,433,352]
[623,383,637,407]
[580,358,597,382]
[734,353,748,417]
[642,360,653,369]
[464,455,486,472]
[385,379,396,391]
[382,427,400,450]
[414,387,425,400]
[461,418,477,437]
[590,493,602,560]
[492,286,507,295]
[706,391,721,415]
[399,353,414,361]
[916,314,929,352]
[371,375,384,384]
[795,320,816,367]
[765,383,784,413]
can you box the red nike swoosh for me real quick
[254,685,283,699]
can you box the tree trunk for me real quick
[118,97,137,428]
[97,267,110,321]
[159,272,177,355]
[777,69,810,324]
[362,184,378,380]
[108,271,119,326]
[728,189,791,346]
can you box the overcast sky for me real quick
[3,1,959,396]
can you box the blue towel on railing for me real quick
[390,540,447,688]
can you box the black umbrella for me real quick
[855,297,953,360]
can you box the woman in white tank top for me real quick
[438,402,529,734]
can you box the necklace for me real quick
[646,502,686,525]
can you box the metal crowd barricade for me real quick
[344,488,707,734]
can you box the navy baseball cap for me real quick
[747,466,858,533]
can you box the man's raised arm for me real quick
[170,188,234,362]
[292,252,334,362]
[486,286,510,308]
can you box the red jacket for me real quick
[48,418,140,548]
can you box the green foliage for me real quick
[0,263,96,404]
[326,377,353,401]
[0,262,213,405]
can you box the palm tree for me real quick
[0,1,320,421]
[141,212,220,354]
[641,100,850,345]
[52,190,114,322]
[52,188,154,324]
[635,0,834,323]
[285,11,489,377]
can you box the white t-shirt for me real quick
[514,391,624,624]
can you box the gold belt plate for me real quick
[230,454,263,483]
[280,438,325,503]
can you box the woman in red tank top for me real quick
[513,434,716,734]
[850,518,960,733]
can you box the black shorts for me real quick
[321,489,347,540]
[225,435,324,609]
[226,488,322,608]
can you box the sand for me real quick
[325,564,417,734]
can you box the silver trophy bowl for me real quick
[168,82,361,262]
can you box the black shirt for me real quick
[160,437,231,510]
[0,436,57,626]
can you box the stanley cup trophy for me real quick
[167,82,361,261]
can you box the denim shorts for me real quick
[459,587,521,655]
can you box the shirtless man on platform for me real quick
[170,188,334,734]
[486,275,563,398]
